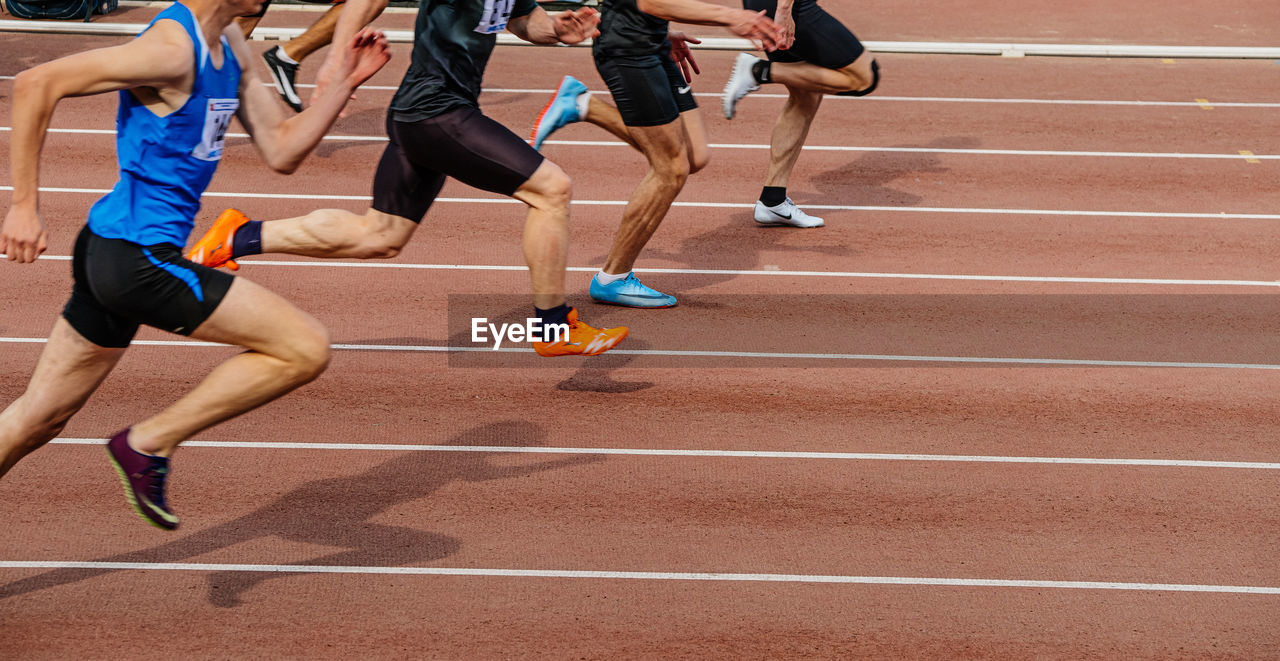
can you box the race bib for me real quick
[474,0,515,34]
[192,98,239,162]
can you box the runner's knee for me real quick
[837,59,880,97]
[658,154,690,185]
[357,213,412,259]
[647,139,691,184]
[688,147,709,174]
[522,163,573,212]
[535,163,576,204]
[12,396,77,445]
[282,323,331,383]
[541,168,573,209]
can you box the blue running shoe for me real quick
[532,75,588,151]
[589,272,677,308]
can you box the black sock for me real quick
[231,220,263,259]
[751,60,772,84]
[535,303,572,331]
[760,186,787,207]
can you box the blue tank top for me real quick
[87,2,240,247]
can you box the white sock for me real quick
[595,270,629,285]
[274,46,299,65]
[575,91,591,119]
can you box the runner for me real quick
[720,0,879,227]
[237,0,346,112]
[188,0,628,357]
[530,0,783,307]
[0,0,390,531]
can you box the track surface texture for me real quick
[1,0,1278,658]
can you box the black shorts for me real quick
[744,0,865,70]
[244,0,343,19]
[62,227,234,348]
[594,51,698,128]
[372,106,545,223]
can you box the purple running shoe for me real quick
[105,429,179,530]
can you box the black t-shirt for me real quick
[593,0,669,58]
[390,0,538,121]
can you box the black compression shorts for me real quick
[62,227,234,348]
[372,106,545,223]
[744,0,865,70]
[244,0,344,20]
[594,51,698,128]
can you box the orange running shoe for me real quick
[186,209,249,271]
[533,308,629,357]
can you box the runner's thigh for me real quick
[189,277,328,364]
[394,107,544,197]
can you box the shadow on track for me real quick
[0,420,601,607]
[809,136,972,208]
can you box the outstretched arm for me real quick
[637,0,782,50]
[2,21,192,263]
[506,6,600,45]
[231,26,390,174]
[310,0,390,107]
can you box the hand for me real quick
[311,28,389,117]
[668,31,702,83]
[341,28,391,88]
[775,9,795,50]
[728,9,784,52]
[1,206,48,264]
[553,7,600,44]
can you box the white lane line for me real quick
[23,254,1279,288]
[0,561,1275,594]
[4,336,1280,370]
[5,186,1279,221]
[6,21,1279,58]
[280,87,1280,108]
[45,438,1280,470]
[11,127,1276,160]
[132,259,1280,288]
[2,77,1279,107]
[117,0,420,12]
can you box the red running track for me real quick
[1,7,1279,659]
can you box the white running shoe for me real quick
[754,198,825,228]
[723,52,762,119]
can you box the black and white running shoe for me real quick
[754,198,825,228]
[263,46,303,112]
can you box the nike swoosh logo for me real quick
[769,209,792,220]
[677,86,691,94]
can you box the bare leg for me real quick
[0,319,125,478]
[678,107,710,174]
[260,208,418,259]
[582,97,639,150]
[602,120,690,275]
[128,278,331,456]
[764,87,823,188]
[512,160,572,310]
[769,50,877,94]
[582,101,709,176]
[235,16,262,39]
[282,4,342,63]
